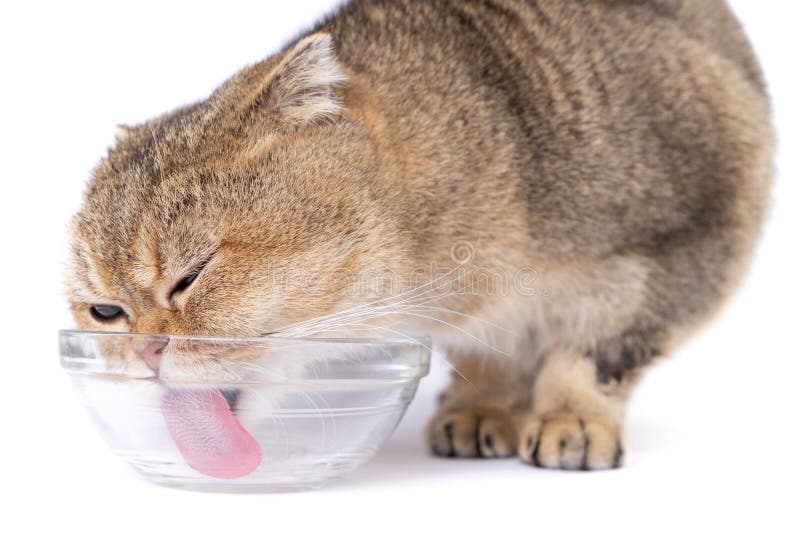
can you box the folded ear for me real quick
[244,33,348,128]
[114,124,133,143]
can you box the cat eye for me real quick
[168,269,203,309]
[173,273,198,294]
[90,305,126,323]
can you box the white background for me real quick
[1,1,798,532]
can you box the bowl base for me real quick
[147,476,327,494]
[132,461,356,493]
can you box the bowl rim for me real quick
[58,329,432,347]
[59,329,432,383]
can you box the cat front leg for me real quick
[426,352,532,459]
[517,336,658,470]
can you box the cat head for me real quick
[66,33,413,346]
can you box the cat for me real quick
[66,0,773,470]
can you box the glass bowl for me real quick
[59,330,431,493]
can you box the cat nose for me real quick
[136,340,169,373]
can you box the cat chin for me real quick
[122,345,320,389]
[121,358,158,379]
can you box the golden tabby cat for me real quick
[66,0,772,470]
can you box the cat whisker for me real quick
[278,256,475,333]
[307,321,474,388]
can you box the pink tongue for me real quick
[161,389,262,479]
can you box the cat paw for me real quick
[518,412,624,470]
[426,407,517,458]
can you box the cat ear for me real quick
[247,33,348,127]
[114,124,133,143]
